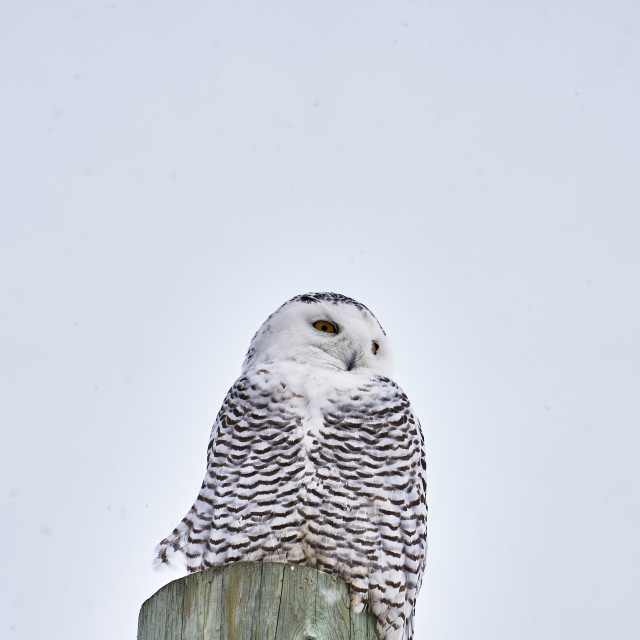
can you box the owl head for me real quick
[242,292,393,378]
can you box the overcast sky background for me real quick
[1,2,639,639]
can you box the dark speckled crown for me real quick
[286,292,385,335]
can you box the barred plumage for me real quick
[157,293,427,640]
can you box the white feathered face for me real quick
[243,293,393,378]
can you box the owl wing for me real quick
[309,375,427,640]
[155,366,308,571]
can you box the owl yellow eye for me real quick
[313,320,337,333]
[372,341,379,354]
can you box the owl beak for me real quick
[345,349,359,371]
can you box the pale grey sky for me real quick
[1,2,639,639]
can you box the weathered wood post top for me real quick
[138,561,378,640]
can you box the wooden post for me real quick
[138,561,378,640]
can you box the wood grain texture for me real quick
[138,562,379,640]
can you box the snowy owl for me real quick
[156,292,427,640]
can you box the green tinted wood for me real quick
[138,562,378,640]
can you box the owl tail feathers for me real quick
[375,618,410,640]
[371,599,414,640]
[153,514,198,572]
[153,531,187,572]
